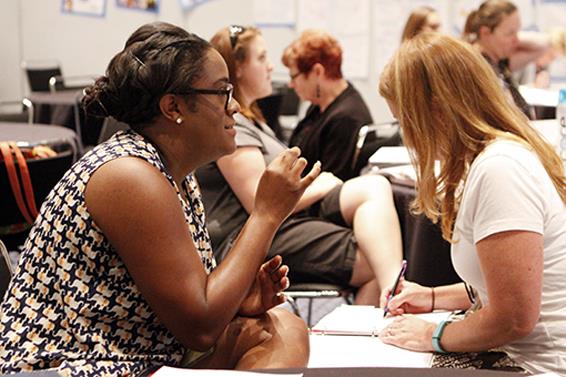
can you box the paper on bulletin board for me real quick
[61,0,106,17]
[297,0,370,79]
[254,0,295,27]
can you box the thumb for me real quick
[300,161,322,188]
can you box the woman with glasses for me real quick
[378,33,566,374]
[196,25,403,306]
[0,22,314,376]
[282,29,375,181]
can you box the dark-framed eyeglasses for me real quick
[176,83,234,111]
[229,25,246,50]
[289,71,302,81]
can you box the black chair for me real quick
[22,60,63,92]
[0,99,33,124]
[352,121,403,176]
[285,283,353,327]
[0,239,14,299]
[97,117,130,144]
[0,150,74,250]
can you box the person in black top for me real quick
[282,30,373,181]
[462,0,549,119]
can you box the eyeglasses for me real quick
[289,71,302,81]
[229,25,246,50]
[176,83,234,111]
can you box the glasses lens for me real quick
[229,25,245,49]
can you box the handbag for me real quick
[0,142,55,226]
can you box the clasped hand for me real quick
[239,255,289,317]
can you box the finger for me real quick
[299,161,321,188]
[290,156,308,176]
[278,276,290,291]
[270,264,288,282]
[263,255,283,274]
[280,147,301,165]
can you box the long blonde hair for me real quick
[210,25,265,122]
[379,33,566,241]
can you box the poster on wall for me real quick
[116,0,159,13]
[61,0,107,17]
[178,0,209,12]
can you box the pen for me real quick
[383,260,407,318]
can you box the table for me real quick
[0,122,79,160]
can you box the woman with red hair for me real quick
[282,30,374,181]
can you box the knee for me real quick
[268,308,310,363]
[345,175,393,203]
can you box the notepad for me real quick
[310,305,452,336]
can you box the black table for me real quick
[0,122,79,159]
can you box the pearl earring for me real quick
[176,117,183,125]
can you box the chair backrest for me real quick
[352,121,402,175]
[22,60,63,92]
[97,117,130,144]
[0,99,34,124]
[0,150,74,227]
[0,239,14,300]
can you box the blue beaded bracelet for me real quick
[432,320,451,353]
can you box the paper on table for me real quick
[519,85,559,107]
[151,367,302,377]
[311,305,451,336]
[368,146,411,166]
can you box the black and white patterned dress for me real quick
[0,130,216,376]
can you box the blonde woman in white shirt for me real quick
[378,33,566,374]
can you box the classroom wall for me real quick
[2,0,566,124]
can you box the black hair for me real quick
[82,22,211,129]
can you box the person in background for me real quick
[0,22,314,376]
[196,25,403,306]
[401,6,442,42]
[379,32,566,374]
[532,27,566,88]
[462,0,549,119]
[281,29,373,181]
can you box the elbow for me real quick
[503,311,539,342]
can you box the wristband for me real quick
[432,320,451,353]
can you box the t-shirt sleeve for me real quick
[466,154,546,244]
[234,124,263,149]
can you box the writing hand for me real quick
[381,279,434,316]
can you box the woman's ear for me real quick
[478,25,491,40]
[312,63,325,78]
[159,94,182,123]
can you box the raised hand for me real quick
[380,279,434,316]
[238,255,289,317]
[254,147,321,226]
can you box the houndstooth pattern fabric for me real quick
[0,130,216,377]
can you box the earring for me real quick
[316,84,320,99]
[176,117,183,125]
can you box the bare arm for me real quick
[439,230,542,352]
[509,31,550,71]
[218,147,341,215]
[86,150,319,352]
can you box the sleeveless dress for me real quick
[0,130,215,377]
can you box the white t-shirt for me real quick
[452,139,566,375]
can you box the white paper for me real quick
[369,146,411,165]
[152,367,302,377]
[519,85,559,107]
[311,304,451,336]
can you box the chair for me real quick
[0,99,34,124]
[0,239,14,299]
[352,121,403,176]
[0,150,74,250]
[22,60,63,92]
[285,283,353,327]
[97,117,130,144]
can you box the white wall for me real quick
[1,0,393,123]
[3,0,565,123]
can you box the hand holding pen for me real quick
[383,260,407,317]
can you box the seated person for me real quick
[532,27,566,88]
[379,32,566,375]
[196,25,403,306]
[462,0,550,119]
[282,29,374,181]
[0,22,313,376]
[401,6,442,42]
